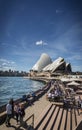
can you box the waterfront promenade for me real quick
[0,93,82,130]
[0,93,50,130]
[0,76,82,130]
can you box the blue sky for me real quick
[0,0,82,72]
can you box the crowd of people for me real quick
[46,80,82,110]
[46,80,65,101]
[5,98,25,127]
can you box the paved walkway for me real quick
[0,92,82,130]
[0,94,50,130]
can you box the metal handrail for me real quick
[25,114,34,127]
[17,114,34,129]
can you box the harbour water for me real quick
[0,77,44,107]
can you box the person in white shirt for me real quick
[5,100,12,126]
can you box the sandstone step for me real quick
[38,104,56,130]
[34,103,52,129]
[45,106,59,130]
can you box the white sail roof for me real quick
[32,53,52,71]
[43,57,65,72]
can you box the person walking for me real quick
[19,103,25,125]
[14,102,20,124]
[5,99,12,126]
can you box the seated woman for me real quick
[47,92,52,101]
[63,96,68,108]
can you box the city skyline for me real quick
[0,0,82,72]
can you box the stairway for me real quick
[34,104,81,130]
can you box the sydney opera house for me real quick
[30,53,72,76]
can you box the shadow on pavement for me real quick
[76,121,82,130]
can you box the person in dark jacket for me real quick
[19,103,25,125]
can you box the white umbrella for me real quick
[65,87,74,91]
[67,81,80,86]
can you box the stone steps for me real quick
[34,104,81,130]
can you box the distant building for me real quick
[31,53,72,74]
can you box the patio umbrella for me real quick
[65,87,74,91]
[66,81,80,91]
[67,81,80,86]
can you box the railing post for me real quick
[32,114,34,128]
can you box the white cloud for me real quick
[55,43,68,52]
[72,65,82,72]
[2,63,7,66]
[56,9,63,14]
[35,40,48,46]
[0,59,16,71]
[1,42,17,48]
[67,54,82,61]
[65,54,82,72]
